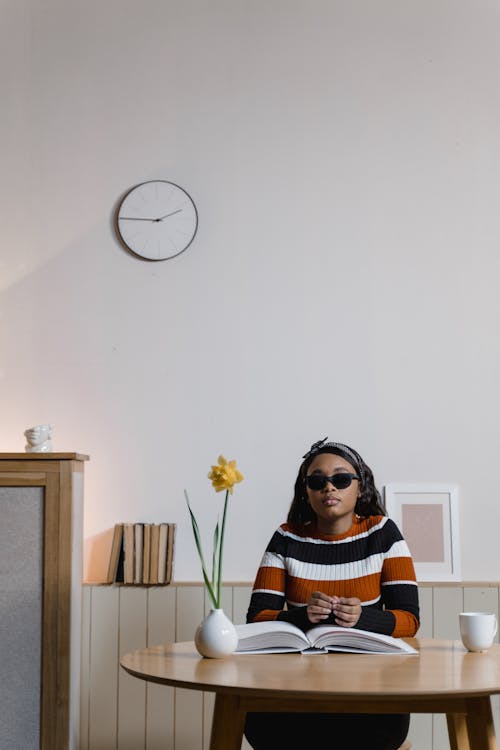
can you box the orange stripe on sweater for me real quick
[252,609,280,622]
[254,566,285,592]
[392,610,419,637]
[381,557,417,583]
[286,573,382,606]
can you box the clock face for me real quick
[116,180,198,260]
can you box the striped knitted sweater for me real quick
[247,515,419,638]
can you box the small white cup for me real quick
[459,611,498,652]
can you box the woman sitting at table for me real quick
[244,438,420,750]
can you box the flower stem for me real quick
[215,490,229,608]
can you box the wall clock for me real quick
[115,180,198,260]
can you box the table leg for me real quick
[464,697,498,750]
[447,714,470,750]
[209,693,246,750]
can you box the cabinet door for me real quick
[0,486,44,749]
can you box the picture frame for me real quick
[384,483,461,582]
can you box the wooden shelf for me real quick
[0,452,89,460]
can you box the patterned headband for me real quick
[302,437,365,483]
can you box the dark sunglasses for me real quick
[305,473,360,491]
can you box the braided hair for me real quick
[287,438,385,525]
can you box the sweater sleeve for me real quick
[246,529,288,623]
[378,526,420,637]
[361,518,419,637]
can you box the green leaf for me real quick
[185,491,218,608]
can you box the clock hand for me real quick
[120,217,157,222]
[156,208,183,221]
[120,209,184,223]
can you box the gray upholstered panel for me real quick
[0,487,43,750]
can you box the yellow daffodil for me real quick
[185,455,244,609]
[208,455,244,494]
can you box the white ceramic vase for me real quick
[194,608,238,658]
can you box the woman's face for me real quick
[305,452,361,534]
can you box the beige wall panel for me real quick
[220,585,234,618]
[148,586,176,645]
[176,586,204,750]
[432,714,449,750]
[88,586,119,749]
[417,585,433,638]
[494,693,500,747]
[146,587,176,749]
[433,586,463,639]
[80,586,91,750]
[233,585,253,624]
[408,714,433,749]
[118,587,148,750]
[175,690,203,749]
[146,684,174,750]
[203,692,215,750]
[202,585,233,617]
[463,586,499,621]
[177,585,204,640]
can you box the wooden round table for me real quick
[121,638,500,750]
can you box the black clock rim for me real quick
[114,179,198,262]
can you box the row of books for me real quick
[106,522,176,585]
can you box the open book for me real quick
[235,621,418,655]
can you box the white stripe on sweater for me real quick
[260,541,413,584]
[382,579,418,587]
[277,516,389,545]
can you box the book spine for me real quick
[166,523,176,584]
[106,523,124,584]
[123,523,135,584]
[142,524,151,585]
[149,524,160,584]
[134,523,144,584]
[157,523,168,584]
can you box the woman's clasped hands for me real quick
[306,590,362,627]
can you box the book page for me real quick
[235,620,309,652]
[308,626,418,654]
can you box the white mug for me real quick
[459,611,498,652]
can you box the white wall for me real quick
[2,0,500,583]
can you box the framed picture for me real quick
[384,484,461,582]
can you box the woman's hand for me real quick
[306,592,362,627]
[332,596,362,628]
[306,591,335,623]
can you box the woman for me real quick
[244,438,419,750]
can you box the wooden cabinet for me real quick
[0,453,88,750]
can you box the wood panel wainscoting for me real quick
[80,582,500,750]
